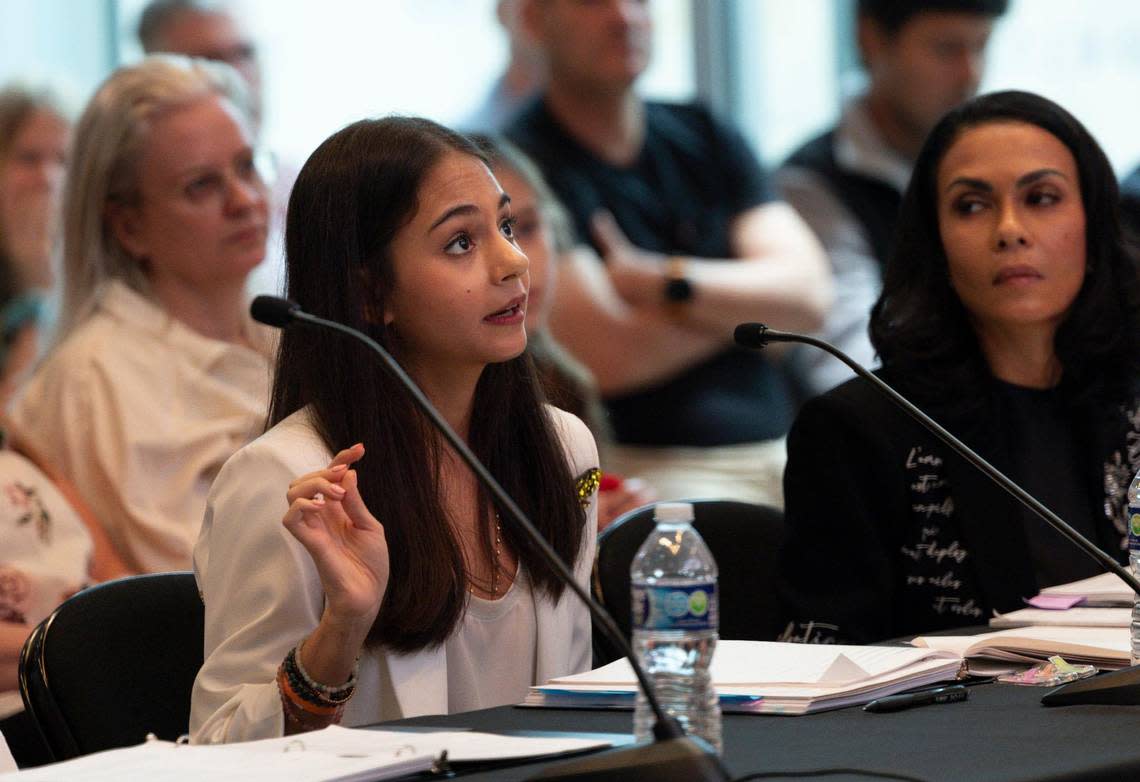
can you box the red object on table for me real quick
[599,472,624,492]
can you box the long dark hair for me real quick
[870,90,1140,414]
[469,133,611,444]
[269,116,586,653]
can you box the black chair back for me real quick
[18,572,204,761]
[592,499,785,665]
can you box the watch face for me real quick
[665,276,693,302]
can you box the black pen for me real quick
[863,684,969,713]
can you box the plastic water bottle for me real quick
[630,502,721,752]
[1128,471,1140,665]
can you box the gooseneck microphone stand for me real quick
[253,296,729,781]
[734,322,1140,706]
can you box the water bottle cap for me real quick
[653,502,694,523]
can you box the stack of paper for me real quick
[524,640,964,716]
[0,725,613,781]
[989,606,1130,629]
[911,625,1130,669]
[986,573,1135,629]
[1037,572,1132,607]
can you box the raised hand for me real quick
[282,444,389,629]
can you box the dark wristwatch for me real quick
[664,256,694,302]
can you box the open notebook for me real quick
[0,725,614,781]
[524,640,964,716]
[911,626,1131,669]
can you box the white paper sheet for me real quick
[530,641,964,716]
[990,607,1130,629]
[1038,572,1132,605]
[0,730,16,775]
[547,639,959,687]
[0,724,612,781]
[912,625,1131,667]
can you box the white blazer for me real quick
[190,406,598,743]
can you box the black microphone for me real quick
[735,322,1140,707]
[250,295,299,328]
[733,323,796,349]
[252,295,729,781]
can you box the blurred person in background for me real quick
[509,0,831,507]
[462,0,546,132]
[138,0,263,132]
[139,0,292,296]
[1116,165,1140,246]
[474,134,655,530]
[779,0,1008,397]
[10,56,273,574]
[0,85,71,403]
[0,346,129,767]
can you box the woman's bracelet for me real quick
[278,665,345,732]
[276,638,359,727]
[291,638,358,703]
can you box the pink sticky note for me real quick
[1026,594,1086,610]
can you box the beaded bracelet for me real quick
[274,638,355,725]
[291,639,358,704]
[277,665,342,717]
[278,665,345,733]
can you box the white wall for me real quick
[0,0,115,108]
[115,0,696,168]
[981,0,1140,175]
[729,0,1140,174]
[733,0,841,165]
[10,0,1140,177]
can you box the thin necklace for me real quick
[469,514,504,597]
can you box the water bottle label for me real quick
[1130,506,1140,552]
[631,583,718,632]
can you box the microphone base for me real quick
[1042,664,1140,706]
[525,735,730,781]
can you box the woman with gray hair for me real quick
[10,55,273,574]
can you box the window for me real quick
[117,0,696,166]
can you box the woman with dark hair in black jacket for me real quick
[778,91,1140,645]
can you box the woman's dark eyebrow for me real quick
[430,193,512,231]
[1016,168,1067,187]
[945,176,991,194]
[944,168,1068,195]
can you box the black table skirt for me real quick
[380,682,1140,781]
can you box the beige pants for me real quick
[606,439,787,509]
